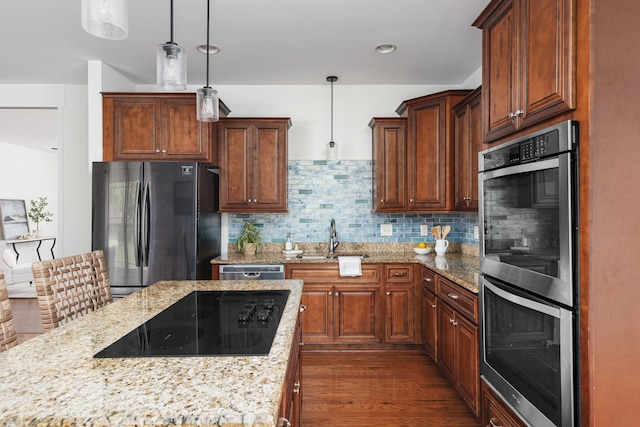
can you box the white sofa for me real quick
[0,242,34,286]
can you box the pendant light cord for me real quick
[330,79,334,142]
[169,0,174,43]
[205,0,210,88]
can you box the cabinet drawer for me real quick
[482,381,527,427]
[421,267,437,294]
[287,264,380,283]
[384,265,414,283]
[438,277,478,323]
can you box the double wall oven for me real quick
[478,120,579,427]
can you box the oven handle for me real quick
[483,277,562,319]
[480,156,559,181]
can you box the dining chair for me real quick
[32,250,113,331]
[0,270,19,351]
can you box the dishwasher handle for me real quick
[243,272,262,278]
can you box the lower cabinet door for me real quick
[300,286,333,343]
[421,287,438,360]
[438,302,456,382]
[385,285,415,343]
[455,314,480,417]
[334,287,381,343]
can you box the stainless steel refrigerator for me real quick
[92,161,220,298]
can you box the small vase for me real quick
[243,243,257,256]
[35,229,45,238]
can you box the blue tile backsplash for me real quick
[229,160,479,246]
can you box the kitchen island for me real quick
[0,279,303,426]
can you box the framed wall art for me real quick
[0,199,29,240]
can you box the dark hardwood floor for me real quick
[9,299,481,426]
[301,350,481,427]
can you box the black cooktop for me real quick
[94,290,290,358]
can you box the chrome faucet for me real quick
[329,218,340,254]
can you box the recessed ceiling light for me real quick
[375,44,397,54]
[196,44,220,54]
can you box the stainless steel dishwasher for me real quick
[219,264,285,280]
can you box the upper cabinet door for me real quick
[474,0,576,143]
[162,97,210,161]
[370,118,407,212]
[219,118,290,213]
[454,88,482,211]
[107,97,162,160]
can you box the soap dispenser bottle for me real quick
[285,232,293,251]
[521,229,528,248]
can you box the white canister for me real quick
[435,239,449,255]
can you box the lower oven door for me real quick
[481,276,575,427]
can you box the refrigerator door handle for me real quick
[143,182,151,267]
[134,182,142,267]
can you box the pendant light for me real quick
[157,0,187,90]
[197,0,219,122]
[327,76,338,161]
[81,0,129,40]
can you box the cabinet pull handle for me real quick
[294,381,300,388]
[299,341,305,346]
[449,318,454,324]
[423,277,433,282]
[300,304,307,312]
[452,320,458,326]
[393,272,405,276]
[515,109,523,117]
[277,417,291,427]
[488,417,501,427]
[447,292,459,300]
[431,304,436,309]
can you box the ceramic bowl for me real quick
[413,247,432,255]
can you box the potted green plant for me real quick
[237,219,263,255]
[28,197,53,237]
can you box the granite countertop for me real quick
[213,249,480,293]
[0,279,303,427]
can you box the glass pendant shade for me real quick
[328,141,338,160]
[81,0,129,40]
[157,42,187,90]
[197,87,219,122]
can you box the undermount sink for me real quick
[296,253,369,259]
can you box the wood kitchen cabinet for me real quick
[420,267,438,360]
[437,276,480,417]
[286,264,382,345]
[396,90,471,211]
[102,93,230,163]
[382,264,418,344]
[219,118,291,213]
[473,0,576,143]
[453,87,482,211]
[481,380,528,427]
[279,307,303,427]
[369,117,407,212]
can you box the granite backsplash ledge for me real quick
[227,242,479,257]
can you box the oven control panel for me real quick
[480,120,576,172]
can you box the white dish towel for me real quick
[338,256,362,277]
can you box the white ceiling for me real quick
[0,0,489,151]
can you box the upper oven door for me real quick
[479,153,575,307]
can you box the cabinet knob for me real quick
[161,149,167,153]
[409,198,414,203]
[155,149,161,153]
[277,417,291,427]
[300,304,307,312]
[335,292,339,297]
[380,199,384,203]
[452,320,458,326]
[431,304,436,309]
[386,291,391,296]
[328,291,333,296]
[253,199,257,202]
[299,341,305,346]
[247,199,251,203]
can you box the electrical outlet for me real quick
[473,225,479,239]
[381,224,393,236]
[420,225,429,236]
